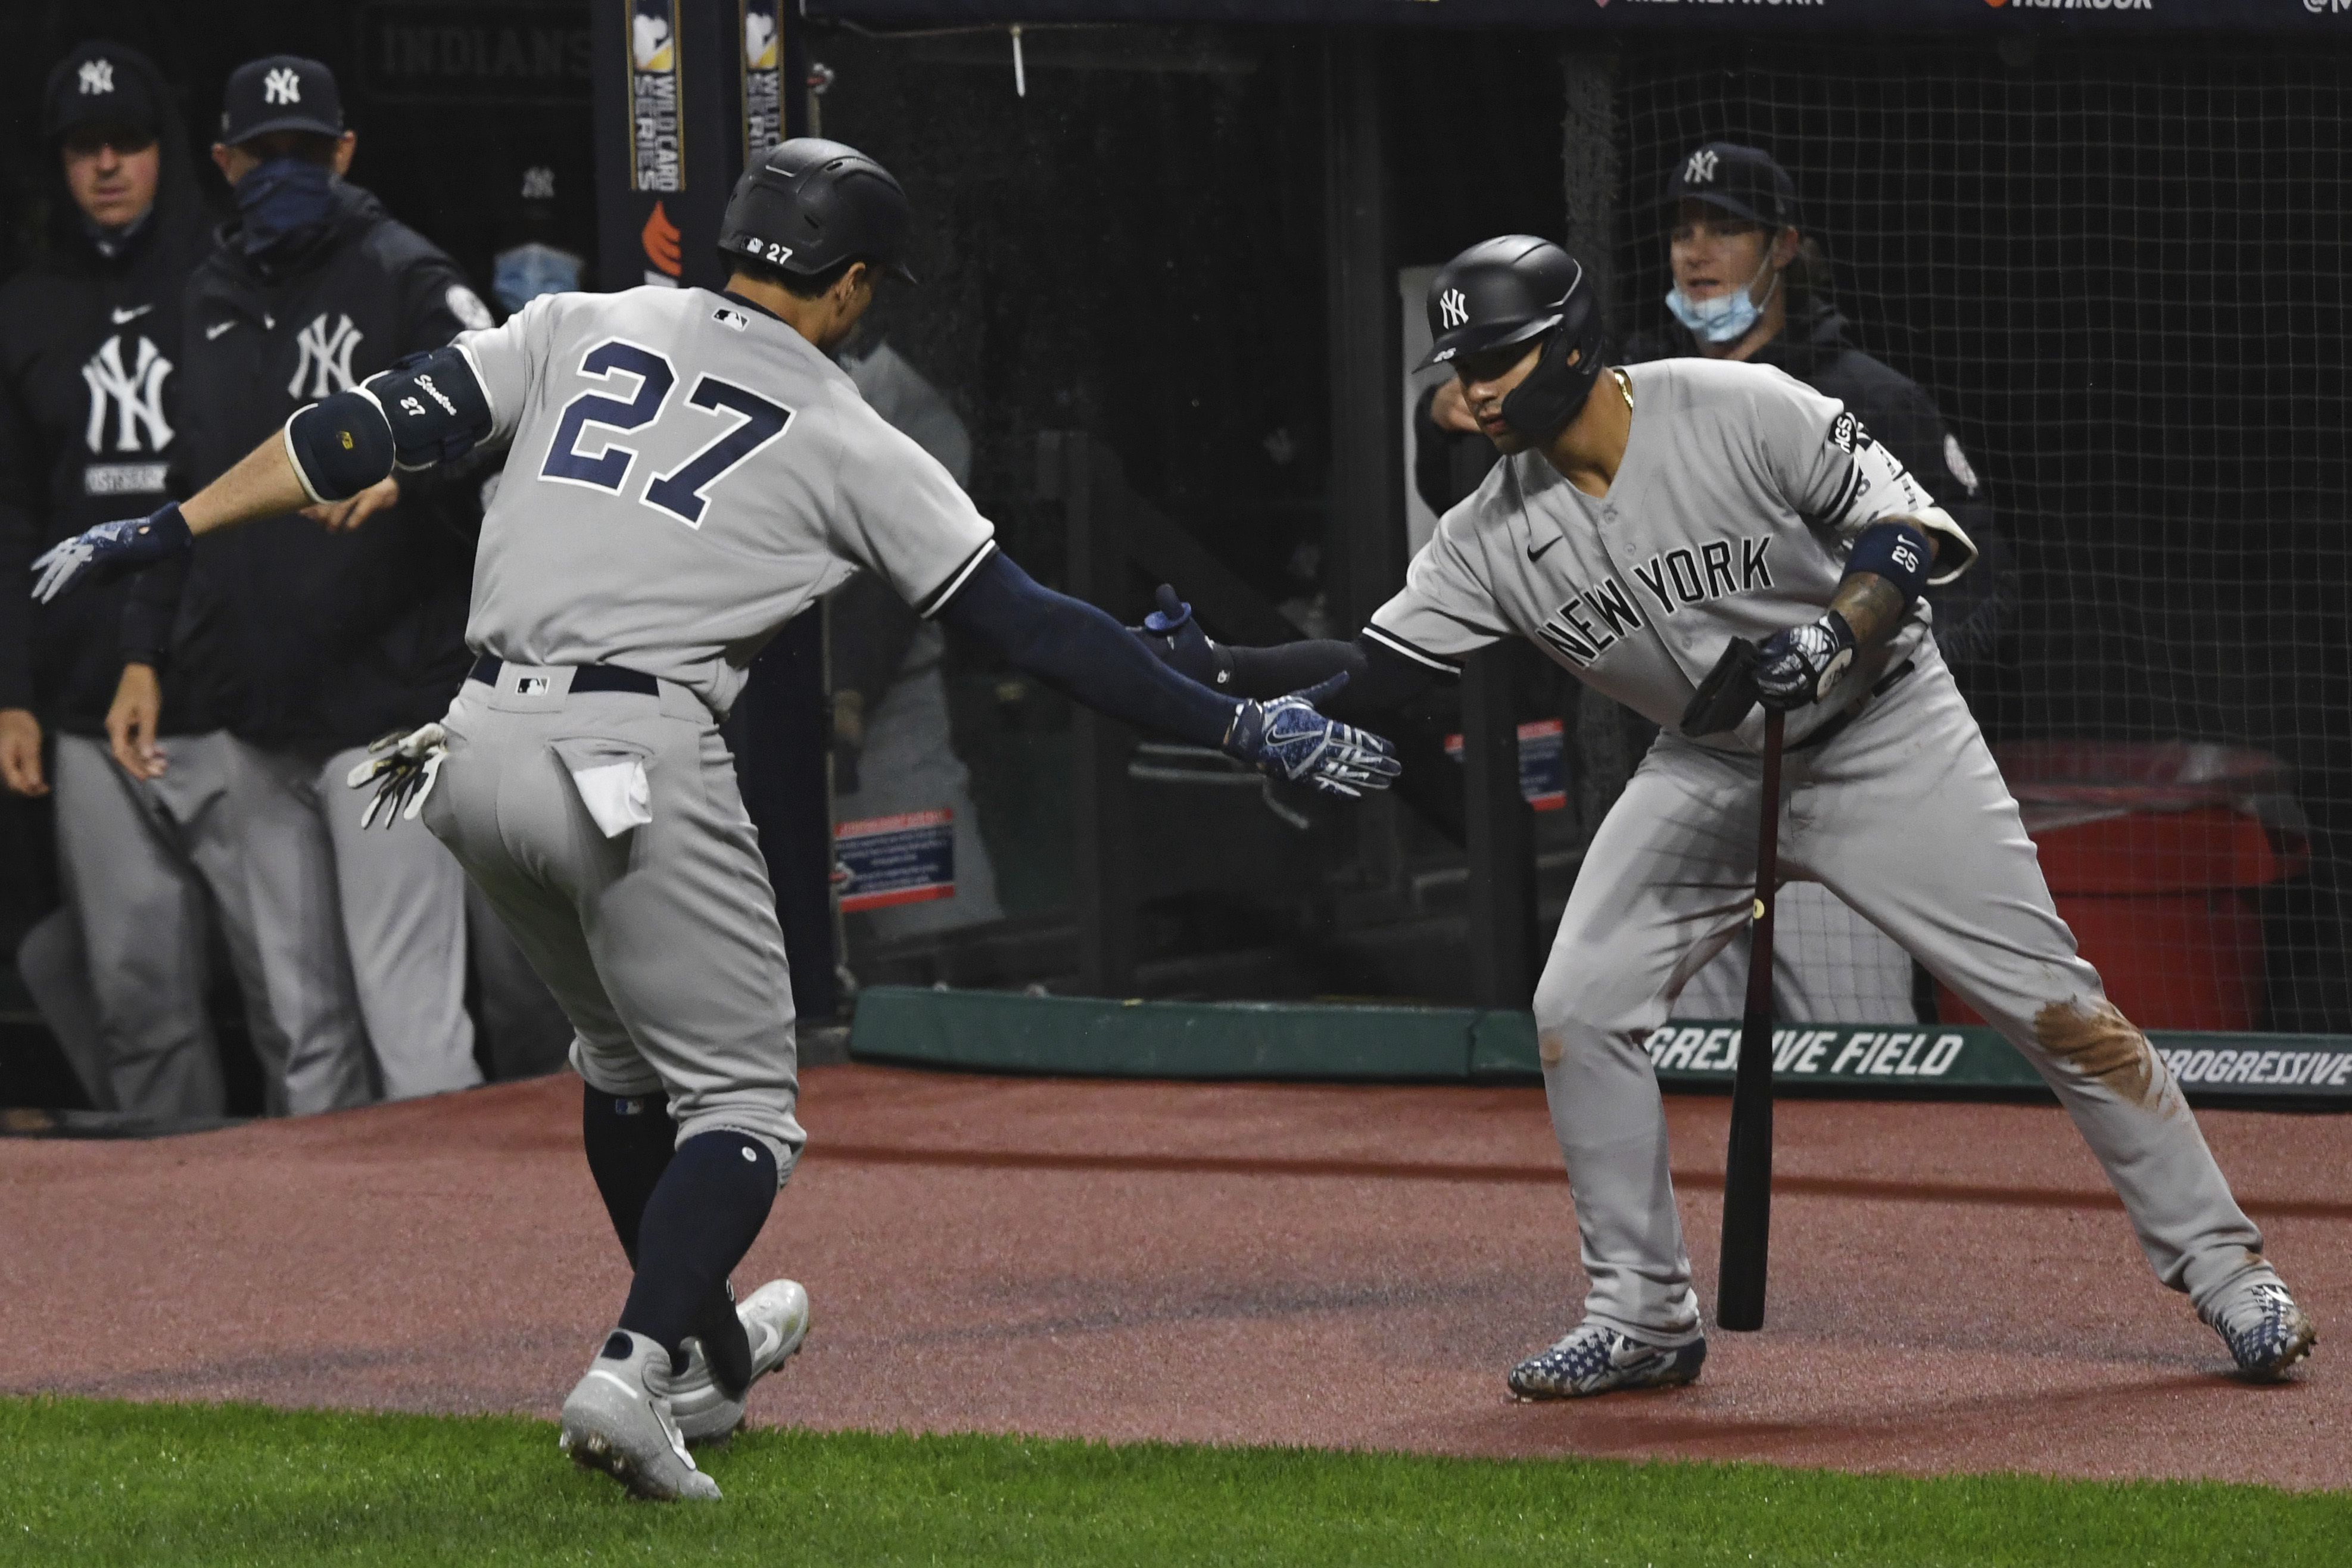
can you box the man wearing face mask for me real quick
[113,55,499,1112]
[1624,142,2005,1025]
[0,40,281,1124]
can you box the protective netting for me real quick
[1617,42,2352,1033]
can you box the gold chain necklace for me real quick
[1613,367,1634,409]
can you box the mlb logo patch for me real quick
[517,675,550,697]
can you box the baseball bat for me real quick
[1715,706,1784,1333]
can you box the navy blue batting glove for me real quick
[1130,583,1235,689]
[30,503,192,604]
[1753,611,1856,711]
[1221,672,1401,798]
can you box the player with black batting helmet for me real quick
[1137,233,2313,1399]
[31,136,1396,1501]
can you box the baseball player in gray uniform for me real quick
[32,139,1398,1499]
[1137,235,2313,1399]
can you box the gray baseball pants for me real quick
[420,665,806,1177]
[48,731,289,1121]
[229,736,484,1110]
[1539,641,2268,1342]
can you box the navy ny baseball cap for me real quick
[220,55,344,145]
[1664,141,1798,230]
[43,42,166,144]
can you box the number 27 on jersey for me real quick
[540,337,793,529]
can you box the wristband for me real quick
[1845,520,1933,606]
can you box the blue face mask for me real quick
[1665,253,1780,345]
[235,157,338,263]
[491,242,584,313]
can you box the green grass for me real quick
[1,1396,2342,1566]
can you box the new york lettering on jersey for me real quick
[1539,536,1777,666]
[1368,358,1971,746]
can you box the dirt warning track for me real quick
[1,1064,2342,1489]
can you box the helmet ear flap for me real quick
[1500,299,1608,441]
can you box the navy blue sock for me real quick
[616,1129,777,1383]
[582,1090,758,1389]
[581,1087,675,1266]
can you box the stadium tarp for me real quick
[803,1,2352,36]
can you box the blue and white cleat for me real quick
[1507,1321,1708,1401]
[2202,1273,2316,1383]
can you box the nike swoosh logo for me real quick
[205,321,236,341]
[111,304,153,323]
[1528,536,1560,562]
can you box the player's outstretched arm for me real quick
[940,553,1400,799]
[1130,584,1441,722]
[30,346,493,604]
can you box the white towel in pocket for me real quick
[550,736,654,838]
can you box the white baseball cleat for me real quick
[2201,1270,2317,1383]
[558,1329,721,1501]
[669,1279,812,1444]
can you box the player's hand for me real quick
[29,504,193,603]
[1130,584,1233,689]
[1429,379,1482,437]
[107,662,168,780]
[1753,612,1857,712]
[1220,673,1401,798]
[302,475,400,533]
[0,708,46,797]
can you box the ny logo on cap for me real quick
[1438,288,1469,330]
[78,59,115,95]
[264,67,302,105]
[1686,148,1719,184]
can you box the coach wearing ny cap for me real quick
[112,54,515,1112]
[0,40,278,1123]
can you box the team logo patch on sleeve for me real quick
[1944,432,1981,495]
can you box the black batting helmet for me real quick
[1421,235,1607,441]
[718,138,917,285]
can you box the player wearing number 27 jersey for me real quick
[26,139,1396,1501]
[459,285,988,719]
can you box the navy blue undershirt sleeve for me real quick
[1222,636,1437,721]
[937,551,1239,749]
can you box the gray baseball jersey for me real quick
[456,285,997,718]
[1367,357,1974,750]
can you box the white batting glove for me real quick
[347,722,450,828]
